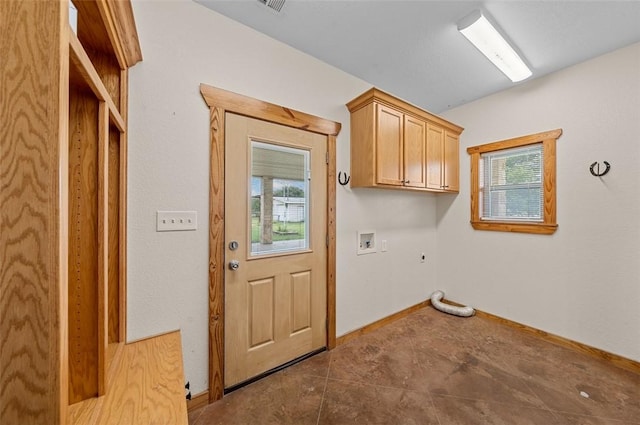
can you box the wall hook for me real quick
[589,161,610,177]
[338,171,350,186]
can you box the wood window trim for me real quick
[199,84,341,402]
[467,129,562,235]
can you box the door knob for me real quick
[228,260,240,271]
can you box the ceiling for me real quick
[195,0,640,113]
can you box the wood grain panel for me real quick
[97,331,187,425]
[208,106,225,402]
[69,331,188,425]
[444,131,459,191]
[200,84,341,136]
[349,103,375,187]
[426,124,443,190]
[68,87,101,404]
[117,69,128,341]
[0,1,68,423]
[103,0,144,68]
[69,29,125,132]
[68,396,103,425]
[108,128,120,344]
[249,278,275,347]
[543,138,557,224]
[291,271,311,333]
[74,0,142,69]
[75,0,115,57]
[466,129,563,155]
[469,152,480,223]
[89,50,121,114]
[97,102,109,397]
[403,115,426,188]
[375,104,403,185]
[326,135,337,350]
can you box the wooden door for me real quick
[444,131,460,192]
[403,115,426,188]
[375,104,403,186]
[224,113,327,388]
[426,124,444,190]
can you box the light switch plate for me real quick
[157,211,197,232]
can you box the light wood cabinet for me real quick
[404,115,428,189]
[1,2,186,424]
[347,88,463,193]
[426,125,460,192]
[375,104,404,185]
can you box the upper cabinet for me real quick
[426,125,460,192]
[346,88,463,193]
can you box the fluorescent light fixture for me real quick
[458,10,532,82]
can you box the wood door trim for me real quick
[200,84,341,402]
[200,84,341,136]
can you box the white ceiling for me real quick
[195,0,640,113]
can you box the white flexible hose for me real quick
[430,290,475,317]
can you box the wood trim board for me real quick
[207,105,225,402]
[336,300,432,346]
[336,298,640,376]
[473,308,640,375]
[186,391,210,413]
[326,135,337,350]
[200,84,341,402]
[438,298,640,375]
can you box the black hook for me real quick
[338,171,350,186]
[589,161,610,177]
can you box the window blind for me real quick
[479,143,543,221]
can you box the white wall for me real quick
[438,42,640,362]
[128,0,438,395]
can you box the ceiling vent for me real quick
[257,0,286,13]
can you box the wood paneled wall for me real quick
[0,1,68,423]
[68,87,101,404]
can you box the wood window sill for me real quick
[471,221,558,235]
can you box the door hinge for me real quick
[326,235,329,247]
[325,152,329,164]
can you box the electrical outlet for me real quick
[157,211,197,232]
[381,240,388,252]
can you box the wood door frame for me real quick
[200,84,341,402]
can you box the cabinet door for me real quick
[444,131,459,192]
[403,115,426,188]
[376,104,403,186]
[426,124,444,190]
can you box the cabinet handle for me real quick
[441,185,449,188]
[402,180,410,184]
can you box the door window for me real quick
[250,141,310,256]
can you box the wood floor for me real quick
[189,306,640,424]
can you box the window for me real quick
[467,129,562,234]
[250,141,310,256]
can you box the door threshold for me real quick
[224,347,327,395]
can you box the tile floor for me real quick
[189,307,640,425]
